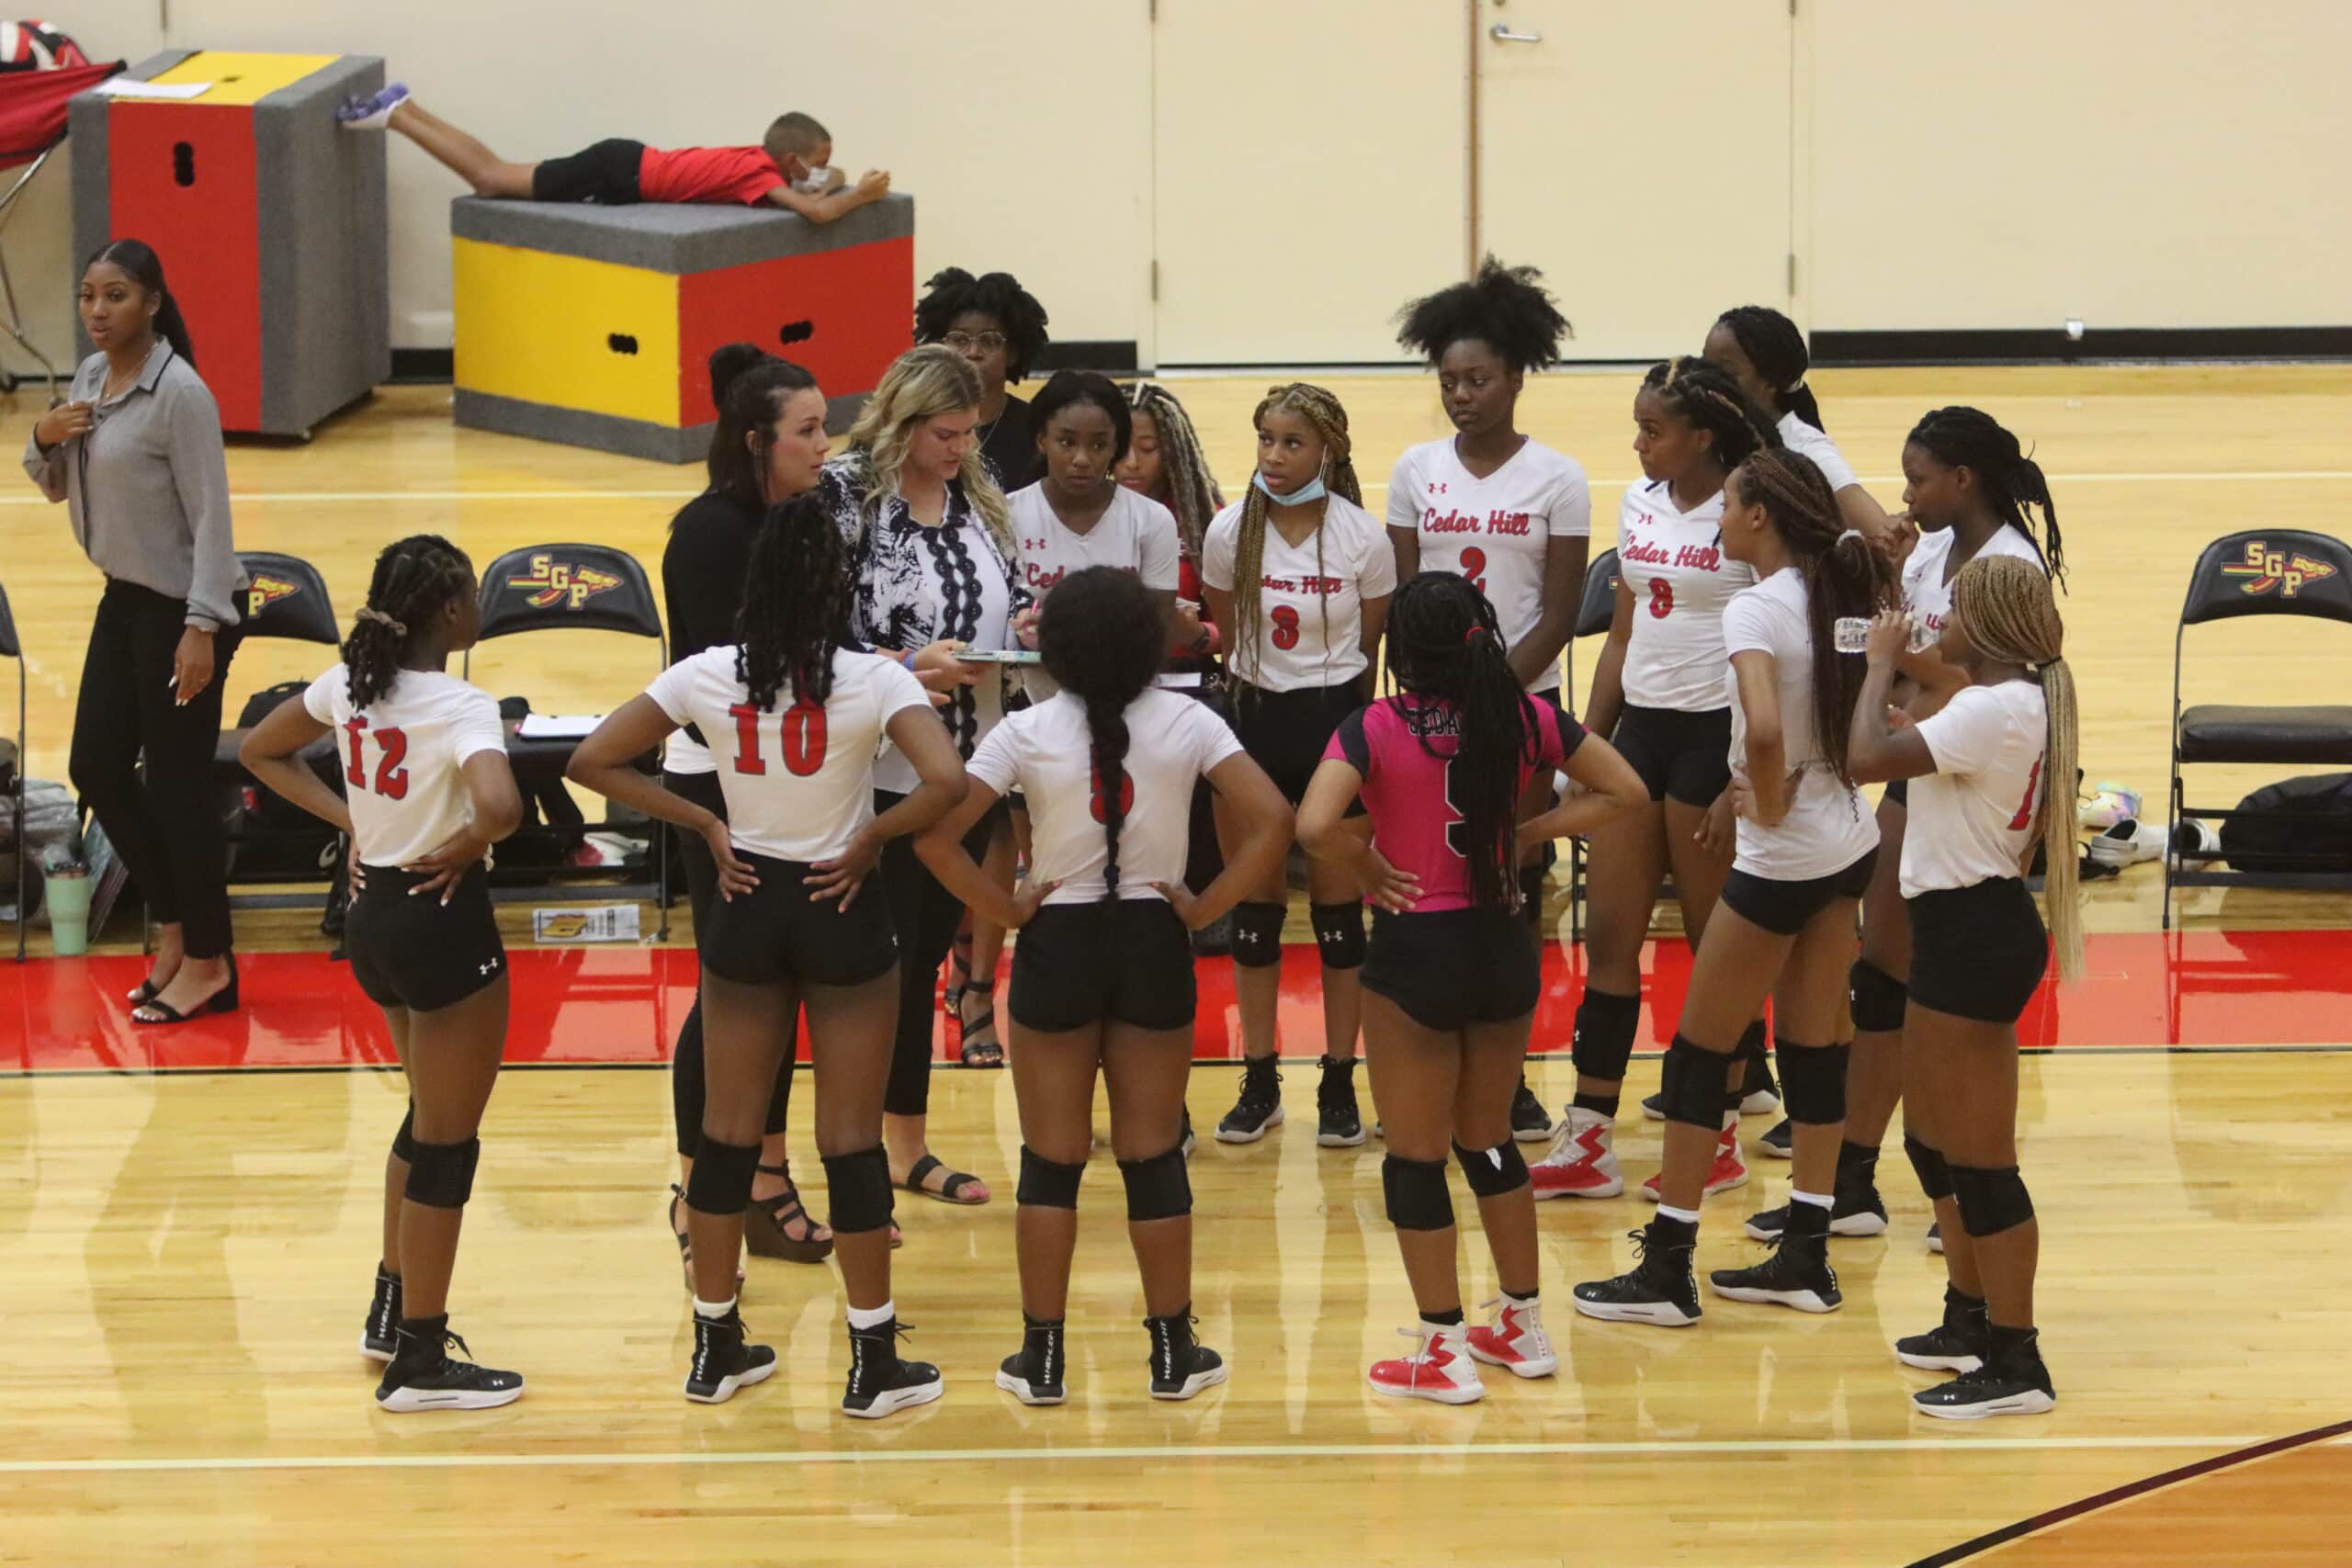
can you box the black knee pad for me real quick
[1517,863,1548,929]
[685,1134,760,1215]
[1230,901,1287,969]
[390,1104,417,1164]
[1776,1037,1849,1125]
[1117,1144,1192,1222]
[1017,1145,1086,1210]
[1849,959,1908,1034]
[1453,1138,1530,1198]
[1382,1154,1454,1232]
[1571,987,1642,1081]
[1657,1034,1728,1130]
[1950,1163,2034,1238]
[1903,1134,1954,1201]
[820,1144,895,1235]
[1308,900,1365,971]
[402,1136,481,1210]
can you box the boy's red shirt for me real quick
[637,145,786,206]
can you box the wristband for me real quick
[900,649,920,670]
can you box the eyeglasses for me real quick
[943,331,1007,355]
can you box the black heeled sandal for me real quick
[669,1184,746,1293]
[743,1161,833,1264]
[131,953,238,1026]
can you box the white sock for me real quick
[846,1299,895,1332]
[693,1294,736,1320]
[1720,1110,1739,1134]
[1792,1189,1834,1211]
[1657,1202,1702,1226]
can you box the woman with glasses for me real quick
[915,267,1052,492]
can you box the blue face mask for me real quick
[1253,469,1328,507]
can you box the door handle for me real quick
[1489,24,1543,41]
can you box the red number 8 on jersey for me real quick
[1090,763,1136,824]
[1648,579,1674,619]
[1270,604,1302,650]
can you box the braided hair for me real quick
[1907,407,2067,588]
[343,534,472,709]
[1711,305,1824,431]
[913,266,1051,384]
[736,490,851,711]
[702,344,819,508]
[1394,255,1573,372]
[1384,572,1537,912]
[1037,567,1167,902]
[1641,356,1779,479]
[1727,449,1900,781]
[1123,381,1224,560]
[1950,554,2083,982]
[1229,383,1363,696]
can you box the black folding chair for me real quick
[1566,548,1624,945]
[216,550,349,909]
[0,581,24,958]
[466,544,671,937]
[2165,528,2352,928]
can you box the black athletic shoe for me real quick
[1738,1051,1780,1115]
[374,1318,524,1412]
[843,1317,944,1419]
[1895,1288,1989,1372]
[1708,1232,1843,1314]
[1145,1309,1228,1400]
[1640,1090,1666,1122]
[360,1266,401,1362]
[684,1308,777,1404]
[1190,912,1234,958]
[1180,1109,1196,1159]
[1572,1226,1702,1327]
[1510,1077,1555,1143]
[995,1316,1067,1405]
[1756,1118,1794,1159]
[1216,1057,1283,1144]
[1927,1221,1945,1254]
[1316,1055,1365,1147]
[1743,1178,1890,1241]
[1912,1335,2055,1419]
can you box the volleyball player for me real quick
[1530,359,1778,1203]
[1200,384,1396,1147]
[239,535,525,1411]
[1702,305,1890,539]
[1847,556,2078,1416]
[1572,450,1897,1328]
[567,493,967,1417]
[918,568,1291,1403]
[1836,409,2064,1253]
[1299,573,1644,1402]
[1388,257,1589,1142]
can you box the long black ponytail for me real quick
[1907,406,2067,588]
[85,238,195,368]
[736,490,851,711]
[345,534,472,709]
[1712,305,1823,431]
[1037,566,1167,902]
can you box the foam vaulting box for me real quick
[71,50,390,437]
[451,193,914,464]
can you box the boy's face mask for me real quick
[794,166,832,194]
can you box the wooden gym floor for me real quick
[5,367,2352,1566]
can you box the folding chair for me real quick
[0,57,118,395]
[214,551,348,910]
[466,543,671,937]
[1566,547,1623,945]
[2165,528,2352,929]
[0,581,25,958]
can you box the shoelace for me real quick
[1236,1069,1280,1115]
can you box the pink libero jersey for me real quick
[1325,694,1586,912]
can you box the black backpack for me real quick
[2220,773,2352,873]
[223,682,346,882]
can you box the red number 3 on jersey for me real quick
[1270,604,1302,650]
[342,716,409,800]
[1648,579,1674,619]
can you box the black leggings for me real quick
[876,789,1000,1117]
[666,769,791,1157]
[70,581,239,957]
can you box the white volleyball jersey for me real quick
[1614,479,1758,712]
[1721,569,1880,879]
[1777,412,1859,494]
[1903,680,2049,897]
[1201,494,1397,691]
[1902,524,2046,633]
[644,646,932,863]
[1385,437,1590,694]
[302,663,508,869]
[967,687,1242,908]
[1010,482,1182,698]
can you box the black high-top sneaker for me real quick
[1145,1309,1227,1401]
[995,1315,1067,1405]
[1510,1076,1555,1142]
[842,1315,944,1419]
[1895,1286,1991,1373]
[1316,1055,1365,1147]
[360,1266,401,1362]
[1912,1327,2055,1419]
[1708,1205,1843,1313]
[684,1308,777,1404]
[374,1315,524,1412]
[1216,1056,1283,1144]
[1743,1171,1891,1241]
[1572,1223,1702,1327]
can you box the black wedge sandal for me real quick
[743,1161,833,1263]
[669,1184,747,1292]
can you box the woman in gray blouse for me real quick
[26,239,244,1023]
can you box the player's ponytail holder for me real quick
[356,605,408,637]
[1464,626,1487,649]
[1837,529,1864,545]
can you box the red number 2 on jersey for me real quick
[1647,579,1675,619]
[341,716,409,800]
[729,699,829,778]
[1270,605,1302,650]
[1460,546,1488,594]
[2007,756,2045,831]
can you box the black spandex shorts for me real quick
[1906,877,2048,1023]
[1720,849,1879,938]
[697,849,899,987]
[531,137,644,204]
[1231,681,1362,804]
[1362,905,1540,1033]
[1010,898,1195,1032]
[1611,704,1734,807]
[346,863,505,1014]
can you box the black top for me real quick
[662,488,762,746]
[978,391,1040,492]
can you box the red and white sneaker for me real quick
[1639,1120,1748,1201]
[1368,1324,1485,1404]
[1465,1296,1558,1379]
[1532,1107,1623,1200]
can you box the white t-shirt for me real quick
[967,688,1242,908]
[1385,437,1590,694]
[1201,494,1397,691]
[1903,681,2049,897]
[1777,412,1859,494]
[1614,479,1758,712]
[1721,569,1880,879]
[1009,482,1182,699]
[644,646,932,863]
[302,664,507,869]
[1902,524,2046,633]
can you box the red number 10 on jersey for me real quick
[730,700,828,777]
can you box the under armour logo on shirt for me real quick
[480,959,500,976]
